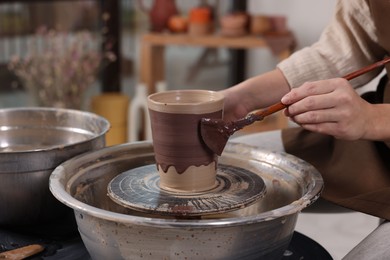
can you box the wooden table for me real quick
[139,32,295,132]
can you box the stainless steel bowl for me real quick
[0,107,109,226]
[50,141,323,260]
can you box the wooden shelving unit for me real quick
[139,32,295,94]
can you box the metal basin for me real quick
[0,107,109,226]
[50,141,323,260]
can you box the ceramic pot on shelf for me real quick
[138,0,178,32]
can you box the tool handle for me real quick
[343,56,390,80]
[253,102,286,119]
[0,244,44,260]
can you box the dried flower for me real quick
[8,27,116,109]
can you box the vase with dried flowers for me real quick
[8,27,116,110]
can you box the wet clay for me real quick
[149,109,222,174]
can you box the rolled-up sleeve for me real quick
[277,0,386,89]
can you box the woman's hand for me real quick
[220,87,251,122]
[221,69,291,122]
[281,78,373,140]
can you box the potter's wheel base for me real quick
[107,164,266,217]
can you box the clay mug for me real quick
[147,90,224,193]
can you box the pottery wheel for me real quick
[107,164,266,217]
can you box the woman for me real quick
[223,1,390,258]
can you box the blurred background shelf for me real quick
[140,32,294,94]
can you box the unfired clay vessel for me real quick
[147,90,224,192]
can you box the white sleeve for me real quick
[277,0,386,89]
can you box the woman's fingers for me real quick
[281,78,371,140]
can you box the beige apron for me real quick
[282,0,390,220]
